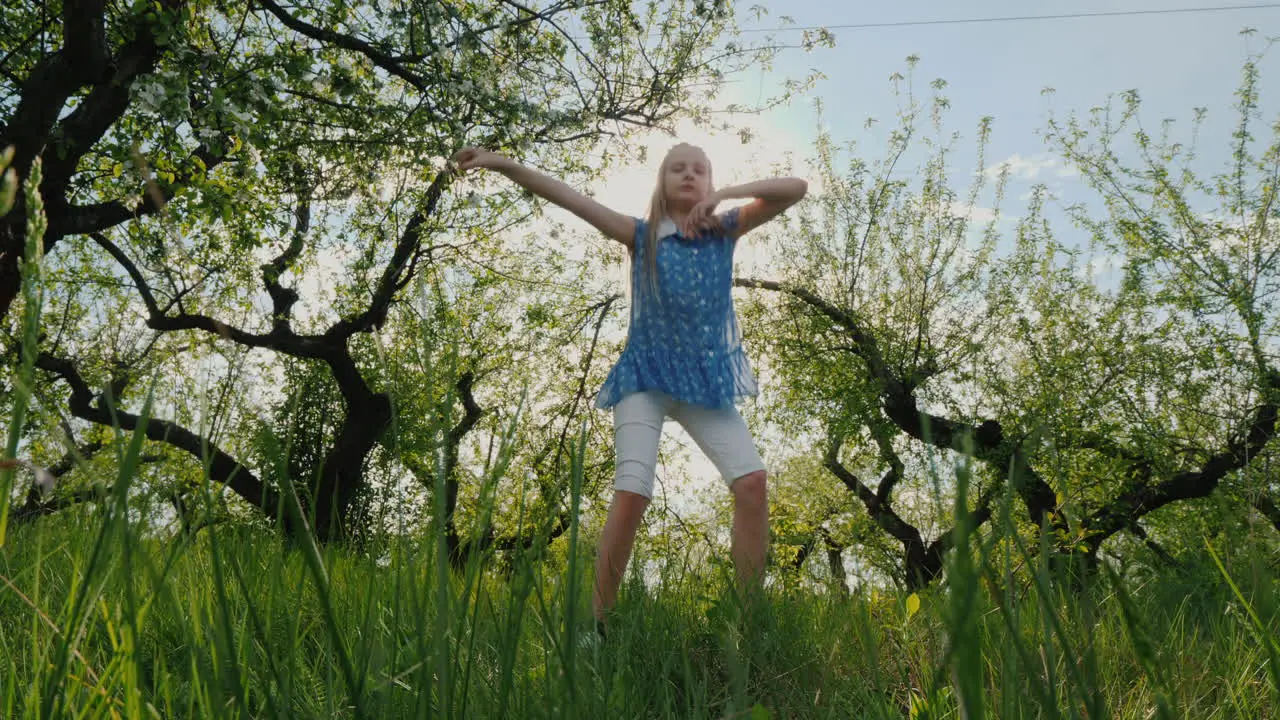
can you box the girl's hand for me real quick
[452,147,511,173]
[681,194,721,237]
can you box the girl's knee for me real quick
[612,489,651,518]
[731,470,767,505]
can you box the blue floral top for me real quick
[594,208,758,410]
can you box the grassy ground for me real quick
[1,484,1277,719]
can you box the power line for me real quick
[739,3,1280,34]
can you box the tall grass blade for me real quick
[1,157,47,545]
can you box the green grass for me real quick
[1,472,1277,719]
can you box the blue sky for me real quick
[599,1,1280,278]
[588,2,1280,269]
[737,1,1280,174]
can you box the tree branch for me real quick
[10,486,104,525]
[62,0,111,75]
[328,169,453,338]
[34,351,283,518]
[736,277,973,446]
[1126,521,1180,567]
[1254,493,1280,534]
[789,534,817,570]
[262,193,310,331]
[547,293,618,480]
[1083,388,1280,552]
[88,232,334,359]
[443,370,488,567]
[7,440,161,526]
[0,56,75,177]
[869,420,906,506]
[817,527,852,596]
[487,513,572,554]
[2,1,187,323]
[741,276,1064,533]
[6,437,106,525]
[254,0,430,92]
[49,143,226,237]
[42,7,177,193]
[824,448,921,544]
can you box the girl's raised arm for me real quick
[453,148,635,249]
[681,177,808,239]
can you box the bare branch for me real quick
[255,0,430,92]
[262,193,311,331]
[34,351,283,517]
[328,169,453,338]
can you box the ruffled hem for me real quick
[594,344,758,410]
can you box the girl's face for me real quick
[662,146,712,211]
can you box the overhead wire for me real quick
[737,3,1280,34]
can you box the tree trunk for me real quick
[310,389,392,542]
[825,540,850,598]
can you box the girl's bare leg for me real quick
[730,470,769,594]
[592,489,650,626]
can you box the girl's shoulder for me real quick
[718,206,743,237]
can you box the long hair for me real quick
[640,143,714,302]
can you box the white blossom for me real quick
[0,459,56,497]
[30,463,55,496]
[135,82,166,113]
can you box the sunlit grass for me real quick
[2,435,1277,718]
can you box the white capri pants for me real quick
[612,390,767,499]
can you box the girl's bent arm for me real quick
[713,177,808,238]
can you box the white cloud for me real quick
[944,198,1001,225]
[982,153,1078,181]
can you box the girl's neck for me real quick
[665,202,695,227]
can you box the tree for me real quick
[1,0,775,540]
[1042,55,1280,560]
[738,54,1280,587]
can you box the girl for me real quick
[452,143,807,634]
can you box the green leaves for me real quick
[744,53,1280,590]
[2,0,771,538]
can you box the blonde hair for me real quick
[640,143,714,301]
